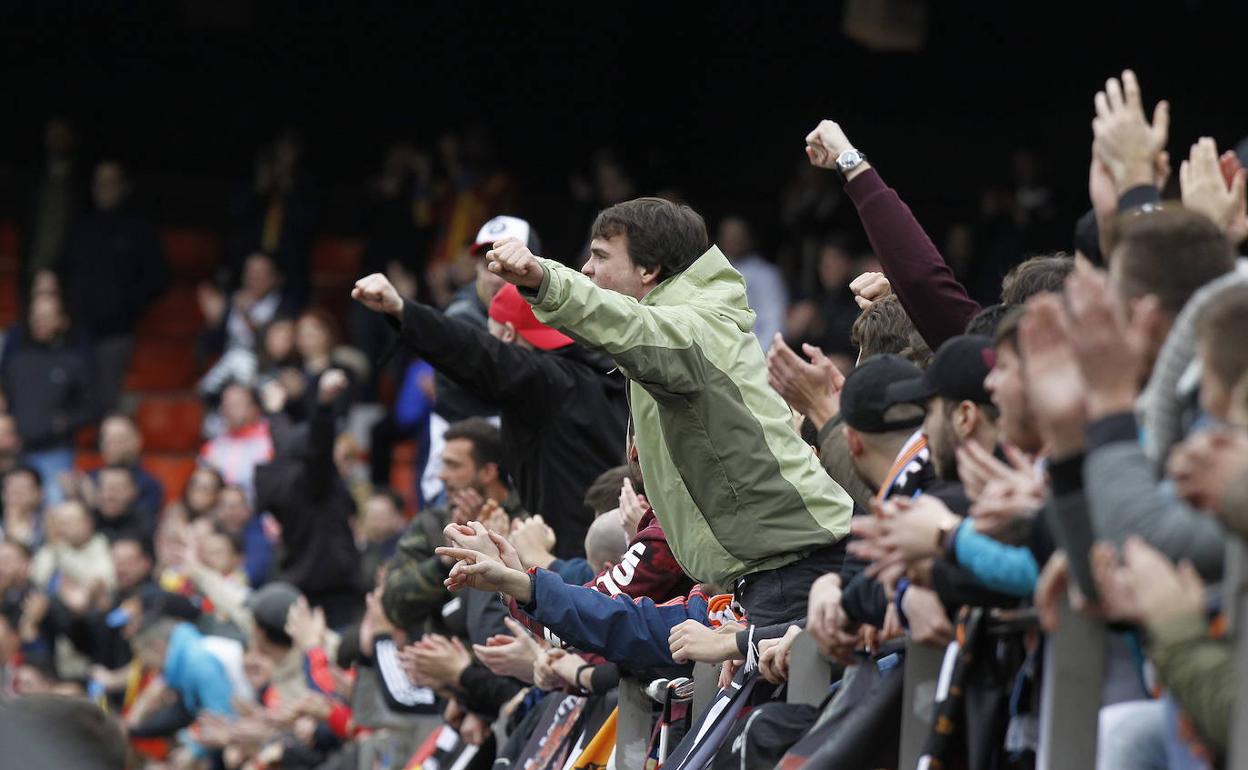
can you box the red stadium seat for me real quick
[137,283,205,341]
[161,228,222,282]
[143,455,199,505]
[135,395,204,453]
[312,236,364,283]
[74,452,104,472]
[390,463,417,515]
[0,219,19,272]
[0,274,16,329]
[124,339,198,392]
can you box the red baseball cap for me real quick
[488,284,573,351]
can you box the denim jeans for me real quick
[24,446,75,507]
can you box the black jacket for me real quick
[0,326,95,450]
[60,207,169,338]
[254,405,362,627]
[391,300,628,558]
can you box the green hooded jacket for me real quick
[523,246,853,585]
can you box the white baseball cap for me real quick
[470,215,540,256]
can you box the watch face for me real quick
[837,150,859,170]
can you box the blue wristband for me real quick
[894,578,911,630]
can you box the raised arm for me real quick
[352,273,564,408]
[484,238,703,392]
[806,120,980,348]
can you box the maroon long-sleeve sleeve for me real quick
[844,168,982,350]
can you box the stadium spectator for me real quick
[200,382,274,500]
[2,467,44,550]
[481,196,855,625]
[353,252,629,558]
[20,118,82,289]
[229,130,317,307]
[60,160,169,412]
[717,216,788,347]
[197,253,296,405]
[1,292,95,505]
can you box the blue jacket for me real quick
[522,568,709,668]
[163,623,235,716]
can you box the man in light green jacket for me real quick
[482,197,854,625]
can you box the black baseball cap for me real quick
[840,354,927,433]
[887,334,995,407]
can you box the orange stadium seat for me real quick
[135,395,204,453]
[124,339,198,392]
[161,228,222,282]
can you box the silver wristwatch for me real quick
[835,148,867,177]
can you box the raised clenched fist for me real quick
[805,120,855,170]
[485,237,545,290]
[318,368,349,405]
[351,273,404,317]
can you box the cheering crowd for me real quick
[3,66,1248,770]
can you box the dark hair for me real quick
[965,303,1013,337]
[221,380,262,408]
[3,465,42,490]
[99,464,136,486]
[850,295,932,368]
[800,416,819,449]
[111,532,155,562]
[443,418,507,478]
[939,393,1001,425]
[181,465,224,517]
[371,485,407,514]
[0,694,132,770]
[583,466,630,515]
[1196,284,1248,392]
[1000,254,1074,305]
[993,306,1027,352]
[590,197,708,282]
[1112,207,1235,314]
[210,522,246,555]
[297,307,341,348]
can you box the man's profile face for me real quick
[439,438,481,494]
[922,397,959,481]
[581,234,647,299]
[984,343,1040,453]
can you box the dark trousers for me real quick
[735,540,847,628]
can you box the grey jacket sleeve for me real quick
[1084,415,1226,580]
[817,417,875,510]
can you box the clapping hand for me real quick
[766,334,845,428]
[1092,69,1169,195]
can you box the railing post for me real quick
[786,631,832,706]
[1037,599,1104,770]
[616,678,652,769]
[1226,539,1248,770]
[692,662,719,716]
[898,638,946,769]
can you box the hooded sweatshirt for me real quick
[523,246,854,585]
